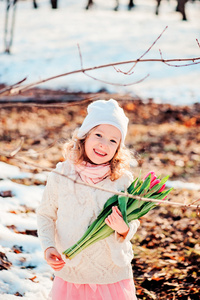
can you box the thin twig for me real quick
[159,49,200,67]
[82,72,150,87]
[116,26,168,75]
[0,77,27,95]
[113,66,135,76]
[77,43,84,69]
[18,140,58,157]
[0,151,199,210]
[78,43,150,86]
[9,137,24,157]
[188,198,200,207]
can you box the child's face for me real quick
[84,124,121,165]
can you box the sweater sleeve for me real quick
[106,220,140,267]
[36,164,61,251]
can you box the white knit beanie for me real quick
[77,99,129,145]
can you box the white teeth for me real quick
[95,150,106,156]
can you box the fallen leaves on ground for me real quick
[0,252,12,270]
[132,204,200,299]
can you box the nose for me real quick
[99,138,107,149]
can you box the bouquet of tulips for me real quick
[63,172,173,259]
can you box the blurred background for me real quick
[0,1,200,299]
[0,0,200,104]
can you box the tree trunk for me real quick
[51,0,58,9]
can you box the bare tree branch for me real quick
[0,149,199,211]
[0,77,27,95]
[0,27,199,96]
[1,54,199,96]
[1,36,199,96]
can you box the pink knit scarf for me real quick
[74,161,110,184]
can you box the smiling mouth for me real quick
[94,149,107,157]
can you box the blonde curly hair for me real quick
[63,128,132,181]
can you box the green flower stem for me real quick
[63,217,105,255]
[63,209,113,256]
[67,225,113,259]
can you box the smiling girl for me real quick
[37,99,139,299]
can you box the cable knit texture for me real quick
[37,160,140,284]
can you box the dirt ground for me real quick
[0,87,200,299]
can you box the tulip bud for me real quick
[158,184,166,193]
[150,179,161,189]
[143,171,157,183]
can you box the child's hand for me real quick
[44,247,65,271]
[105,206,129,238]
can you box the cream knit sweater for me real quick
[37,160,140,284]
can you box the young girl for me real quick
[37,99,140,300]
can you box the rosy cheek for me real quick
[113,144,118,151]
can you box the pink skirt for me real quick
[49,276,137,300]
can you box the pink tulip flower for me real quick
[158,184,166,193]
[143,171,157,183]
[150,178,161,189]
[144,171,166,193]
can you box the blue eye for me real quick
[95,133,102,137]
[110,139,117,144]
